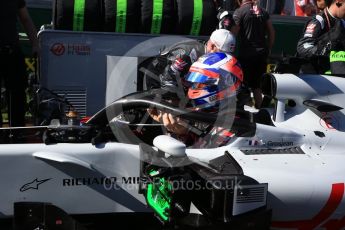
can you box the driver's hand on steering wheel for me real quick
[162,113,188,135]
[147,109,188,135]
[147,108,162,123]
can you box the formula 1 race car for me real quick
[1,72,345,230]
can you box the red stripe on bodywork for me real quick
[271,183,344,229]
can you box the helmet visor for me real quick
[187,71,219,84]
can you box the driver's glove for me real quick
[160,54,192,93]
[170,54,192,76]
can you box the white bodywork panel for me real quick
[0,143,151,216]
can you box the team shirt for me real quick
[233,1,270,58]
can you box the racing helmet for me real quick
[186,52,243,111]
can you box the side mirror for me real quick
[153,135,187,157]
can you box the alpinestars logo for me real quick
[20,178,51,192]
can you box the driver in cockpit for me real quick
[148,52,244,148]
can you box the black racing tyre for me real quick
[176,0,217,36]
[104,0,141,33]
[53,0,103,31]
[141,0,177,34]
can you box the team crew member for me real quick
[233,0,275,109]
[0,0,38,127]
[297,0,345,73]
[158,29,236,95]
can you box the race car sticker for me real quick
[248,140,259,146]
[266,140,294,148]
[20,178,51,192]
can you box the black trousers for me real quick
[0,45,26,127]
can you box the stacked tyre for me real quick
[104,0,141,33]
[52,0,218,36]
[176,0,217,36]
[141,0,176,34]
[52,0,104,31]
